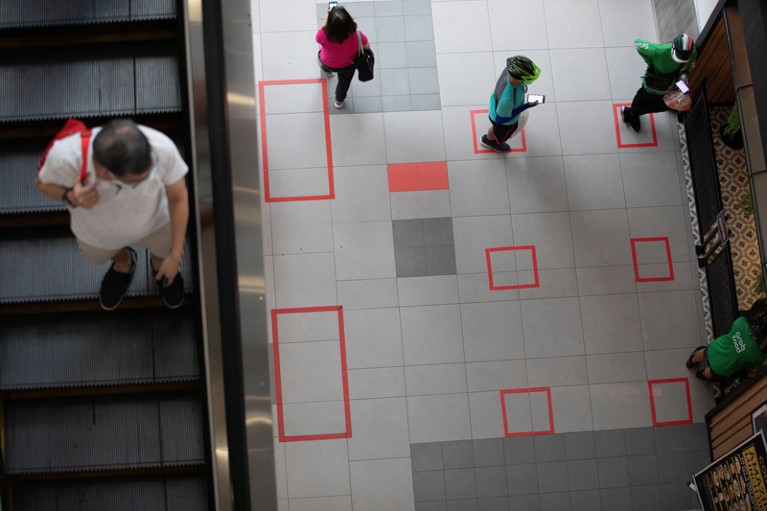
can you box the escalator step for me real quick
[13,475,208,511]
[4,393,205,474]
[0,0,176,29]
[0,234,194,304]
[0,310,199,390]
[0,43,181,122]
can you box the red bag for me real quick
[663,89,692,112]
[38,119,91,182]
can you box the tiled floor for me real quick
[254,0,713,509]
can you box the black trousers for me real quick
[318,53,356,102]
[624,87,668,119]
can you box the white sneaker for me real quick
[334,100,344,109]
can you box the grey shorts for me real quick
[77,223,172,264]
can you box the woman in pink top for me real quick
[316,6,370,109]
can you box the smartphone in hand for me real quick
[329,1,338,9]
[527,94,545,104]
[676,80,690,94]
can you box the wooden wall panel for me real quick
[690,17,736,104]
[710,376,767,459]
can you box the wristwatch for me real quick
[62,187,76,207]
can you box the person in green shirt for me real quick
[686,299,767,381]
[621,33,697,132]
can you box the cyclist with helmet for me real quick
[621,33,697,132]
[481,56,542,153]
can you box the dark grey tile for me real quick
[423,217,454,246]
[625,427,656,456]
[413,442,444,472]
[539,492,571,511]
[377,41,408,69]
[404,0,431,15]
[477,497,507,511]
[411,93,441,111]
[375,0,403,16]
[595,430,626,458]
[597,457,629,488]
[599,487,632,510]
[414,470,446,502]
[476,466,507,498]
[445,468,477,500]
[627,455,659,486]
[376,15,406,42]
[534,434,567,462]
[653,425,687,454]
[537,461,569,493]
[425,245,457,275]
[567,459,599,491]
[506,463,538,496]
[382,94,412,112]
[685,450,710,474]
[565,431,596,460]
[570,490,602,511]
[504,437,536,465]
[406,41,437,67]
[660,482,692,511]
[393,219,424,248]
[409,67,440,94]
[474,438,504,467]
[404,14,434,41]
[380,68,411,95]
[630,484,662,511]
[327,96,356,115]
[443,440,475,469]
[684,422,709,451]
[447,500,478,511]
[353,95,384,113]
[416,503,447,511]
[657,452,689,482]
[395,247,426,277]
[508,494,540,511]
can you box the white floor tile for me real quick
[627,205,692,263]
[456,272,521,303]
[576,265,637,296]
[507,156,569,214]
[347,398,411,460]
[436,52,496,107]
[406,363,468,395]
[557,101,620,155]
[400,304,465,365]
[590,382,652,430]
[518,268,579,300]
[331,165,392,223]
[334,221,396,280]
[551,385,594,432]
[279,341,344,403]
[282,401,348,437]
[521,297,585,358]
[570,209,631,267]
[544,0,604,49]
[265,112,329,170]
[511,212,575,270]
[605,46,648,101]
[261,31,323,80]
[461,301,525,362]
[526,356,588,387]
[336,278,400,310]
[621,151,683,208]
[508,101,563,158]
[550,48,612,102]
[638,290,702,351]
[488,0,548,50]
[586,352,648,384]
[273,253,338,307]
[432,1,492,53]
[329,114,388,167]
[274,309,340,343]
[398,275,460,306]
[289,496,353,511]
[285,439,351,498]
[466,360,529,392]
[469,391,507,439]
[350,458,416,511]
[580,293,644,354]
[263,81,325,115]
[348,367,407,399]
[271,201,334,254]
[344,308,404,369]
[598,0,657,47]
[448,159,511,217]
[408,393,472,443]
[390,190,453,220]
[384,110,447,163]
[564,153,625,211]
[452,215,513,274]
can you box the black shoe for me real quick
[157,272,184,309]
[480,135,506,153]
[99,247,136,311]
[685,346,706,369]
[620,106,641,132]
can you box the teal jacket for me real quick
[488,69,534,126]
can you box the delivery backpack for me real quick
[38,119,91,181]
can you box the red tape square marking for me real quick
[486,246,540,290]
[500,387,555,437]
[614,102,658,148]
[647,378,693,427]
[631,237,674,282]
[470,109,526,154]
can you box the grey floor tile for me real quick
[352,96,384,113]
[657,452,689,483]
[684,423,710,451]
[376,15,406,41]
[473,438,504,467]
[426,245,457,275]
[395,247,427,277]
[380,68,411,95]
[414,470,447,502]
[443,440,475,469]
[595,430,626,458]
[417,502,447,511]
[567,459,599,491]
[423,217,454,246]
[506,463,539,496]
[653,426,689,454]
[539,492,571,511]
[393,219,425,248]
[349,2,375,17]
[534,435,567,462]
[404,14,434,41]
[445,468,477,500]
[378,42,409,69]
[375,0,403,16]
[475,466,507,498]
[383,95,413,112]
[565,431,596,460]
[627,455,659,486]
[504,437,536,465]
[412,442,444,472]
[597,457,630,488]
[570,490,602,511]
[537,462,569,494]
[477,497,507,511]
[685,450,710,475]
[404,0,431,15]
[624,427,655,456]
[630,484,662,511]
[407,41,438,67]
[508,494,541,511]
[411,93,442,111]
[446,500,478,511]
[599,487,632,510]
[410,67,440,94]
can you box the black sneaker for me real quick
[620,106,641,132]
[480,135,507,153]
[157,272,184,309]
[99,247,136,311]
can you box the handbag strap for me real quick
[356,31,363,55]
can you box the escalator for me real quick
[0,2,211,509]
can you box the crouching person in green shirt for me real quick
[686,300,767,381]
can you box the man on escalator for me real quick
[35,118,189,311]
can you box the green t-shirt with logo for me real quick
[707,316,767,377]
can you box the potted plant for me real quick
[721,103,744,149]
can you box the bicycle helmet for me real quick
[671,33,694,63]
[506,56,541,84]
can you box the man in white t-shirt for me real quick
[36,119,189,310]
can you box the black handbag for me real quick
[354,31,374,82]
[642,66,675,94]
